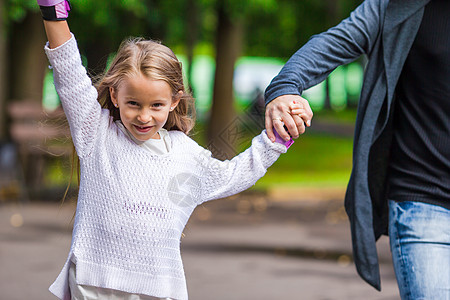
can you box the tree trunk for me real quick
[185,0,199,93]
[324,79,332,110]
[323,0,341,111]
[207,3,243,160]
[0,0,8,139]
[8,12,48,192]
[9,12,47,103]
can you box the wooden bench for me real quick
[7,100,72,197]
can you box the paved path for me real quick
[0,193,400,300]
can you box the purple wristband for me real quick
[55,1,71,19]
[273,129,294,149]
[37,0,65,6]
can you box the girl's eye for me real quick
[128,101,139,106]
[153,103,163,108]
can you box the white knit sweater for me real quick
[46,35,287,300]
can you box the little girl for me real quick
[38,1,304,299]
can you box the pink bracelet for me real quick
[273,129,294,149]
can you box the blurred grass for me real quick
[256,134,352,188]
[312,108,357,124]
[254,133,353,190]
[44,156,78,188]
[256,109,355,190]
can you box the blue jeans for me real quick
[388,200,450,300]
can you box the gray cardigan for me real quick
[265,0,430,290]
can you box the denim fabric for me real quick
[388,200,450,300]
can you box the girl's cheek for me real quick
[153,111,166,121]
[122,110,135,121]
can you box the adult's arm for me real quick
[265,0,384,141]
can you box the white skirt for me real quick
[69,263,173,300]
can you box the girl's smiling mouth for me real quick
[134,124,153,133]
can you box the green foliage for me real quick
[5,0,363,58]
[74,1,149,30]
[244,0,361,58]
[7,0,38,22]
[75,0,149,25]
[222,0,277,18]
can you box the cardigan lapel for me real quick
[383,0,430,32]
[382,0,430,104]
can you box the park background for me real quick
[0,0,400,299]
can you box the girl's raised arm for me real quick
[38,0,103,158]
[38,0,71,48]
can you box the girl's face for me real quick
[110,74,180,141]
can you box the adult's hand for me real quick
[265,94,313,142]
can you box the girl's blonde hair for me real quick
[96,37,196,134]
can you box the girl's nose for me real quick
[137,110,152,123]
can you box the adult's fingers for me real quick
[297,96,313,126]
[290,108,312,128]
[281,112,299,139]
[265,110,276,142]
[292,114,306,135]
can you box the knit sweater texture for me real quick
[46,35,287,300]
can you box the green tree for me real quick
[244,0,360,58]
[244,0,361,112]
[0,0,363,143]
[69,0,153,76]
[8,11,47,103]
[206,0,276,159]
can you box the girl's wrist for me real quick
[43,20,71,49]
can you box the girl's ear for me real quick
[170,91,183,111]
[110,87,118,107]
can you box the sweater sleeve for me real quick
[264,0,387,104]
[44,34,102,158]
[194,130,287,204]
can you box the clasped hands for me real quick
[265,95,313,143]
